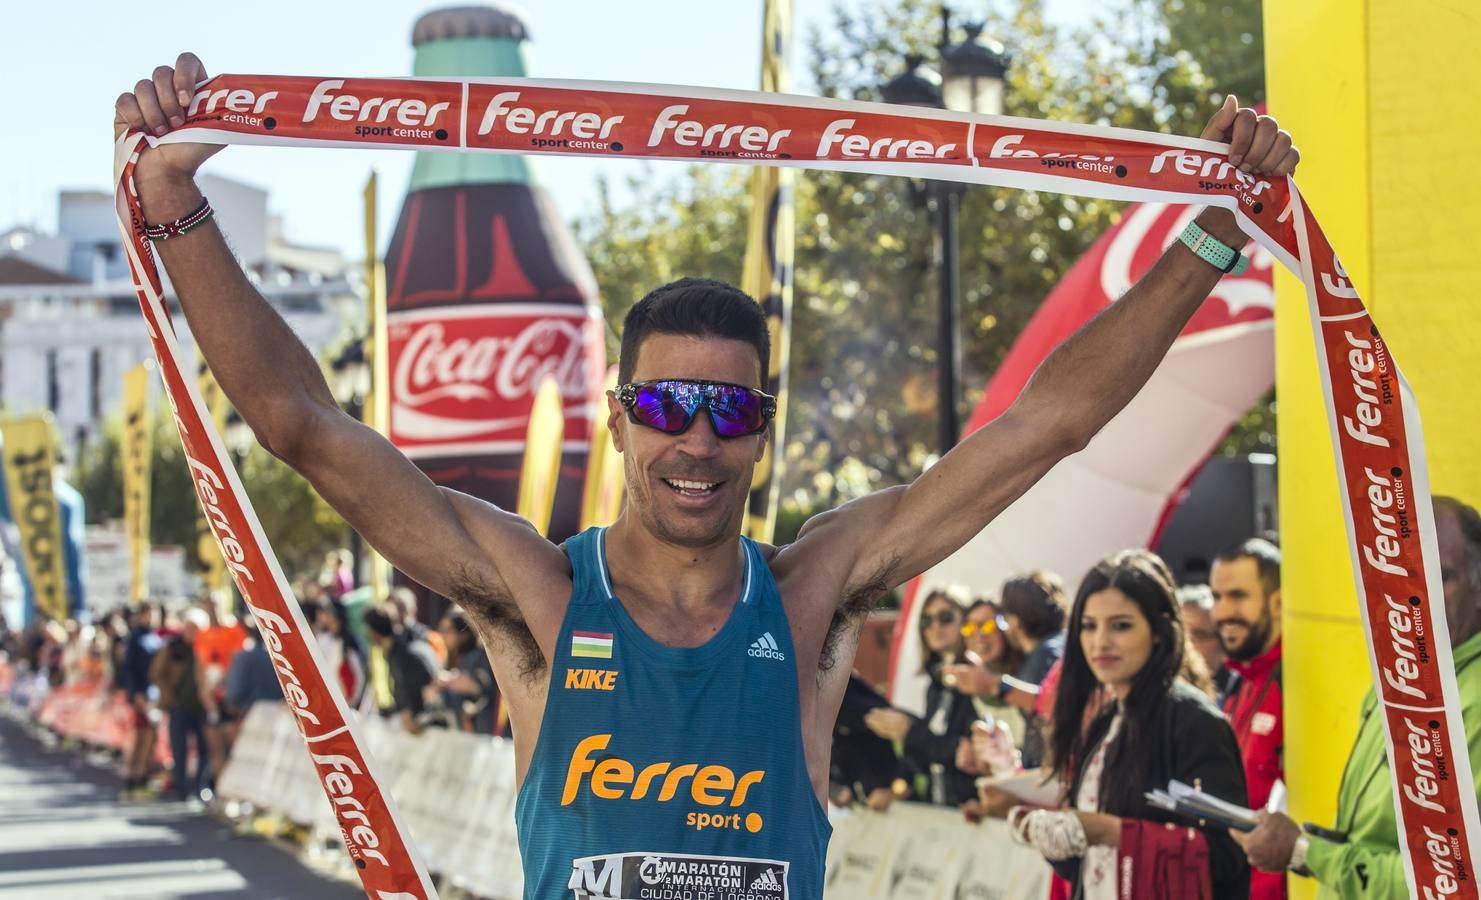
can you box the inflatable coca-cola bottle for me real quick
[386,5,606,618]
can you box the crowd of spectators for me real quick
[0,549,503,803]
[823,494,1481,899]
[825,536,1266,897]
[4,497,1480,899]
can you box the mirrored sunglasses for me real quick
[961,616,1007,638]
[617,379,777,439]
[923,610,961,628]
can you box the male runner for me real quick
[116,54,1299,899]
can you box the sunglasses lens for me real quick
[707,385,765,437]
[632,383,695,434]
[626,381,769,437]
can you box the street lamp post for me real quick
[880,10,1008,454]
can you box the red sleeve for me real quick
[1035,658,1063,719]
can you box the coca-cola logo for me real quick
[389,311,595,446]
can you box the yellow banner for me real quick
[194,350,229,595]
[742,0,795,543]
[517,375,565,537]
[122,363,154,604]
[581,366,625,529]
[1,414,68,620]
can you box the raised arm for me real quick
[824,97,1298,594]
[114,55,570,663]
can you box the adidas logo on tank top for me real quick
[748,632,786,661]
[750,867,784,892]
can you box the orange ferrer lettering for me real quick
[560,734,765,809]
[692,765,734,806]
[658,764,699,802]
[632,762,670,800]
[732,770,765,807]
[562,734,610,804]
[591,758,634,799]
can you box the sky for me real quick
[1,0,1091,260]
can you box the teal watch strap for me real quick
[1178,219,1250,276]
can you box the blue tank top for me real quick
[515,526,830,899]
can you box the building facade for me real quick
[1,174,364,462]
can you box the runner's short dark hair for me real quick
[618,278,769,385]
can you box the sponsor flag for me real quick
[891,201,1276,708]
[517,375,565,537]
[571,630,614,660]
[0,443,24,625]
[580,366,624,529]
[0,414,69,621]
[364,169,392,602]
[122,363,154,605]
[742,0,795,543]
[55,479,87,617]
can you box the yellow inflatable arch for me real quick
[1267,4,1481,897]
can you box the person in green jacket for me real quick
[1236,495,1481,898]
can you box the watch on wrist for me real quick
[1178,219,1250,276]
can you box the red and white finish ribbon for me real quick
[114,74,1478,900]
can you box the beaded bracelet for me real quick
[143,196,214,242]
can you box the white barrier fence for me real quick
[219,703,1052,899]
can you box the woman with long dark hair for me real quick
[862,587,980,806]
[1007,550,1249,900]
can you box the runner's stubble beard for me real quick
[623,441,757,550]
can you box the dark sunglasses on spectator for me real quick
[923,611,961,628]
[617,379,777,438]
[961,616,1007,638]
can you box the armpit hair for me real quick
[819,555,899,673]
[447,563,547,682]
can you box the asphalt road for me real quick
[0,713,365,899]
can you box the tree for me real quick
[75,408,347,587]
[1156,0,1265,105]
[574,0,1271,524]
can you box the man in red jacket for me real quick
[1212,538,1285,900]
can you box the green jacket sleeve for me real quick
[1304,834,1411,900]
[1307,639,1481,900]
